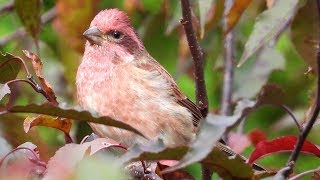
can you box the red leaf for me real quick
[248,129,267,146]
[248,136,320,164]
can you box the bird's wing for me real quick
[135,57,203,127]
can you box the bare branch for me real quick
[282,0,320,177]
[289,166,320,180]
[220,0,235,116]
[280,105,301,131]
[6,79,51,102]
[0,7,57,46]
[180,0,208,117]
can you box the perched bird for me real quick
[76,9,202,147]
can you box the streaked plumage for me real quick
[76,9,202,147]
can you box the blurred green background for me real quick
[0,0,319,179]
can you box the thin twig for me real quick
[0,7,57,46]
[6,79,50,102]
[280,105,301,131]
[0,0,14,14]
[0,147,45,168]
[220,0,235,116]
[282,0,320,177]
[180,0,208,117]
[0,57,31,75]
[289,166,320,180]
[220,0,235,145]
[0,54,52,104]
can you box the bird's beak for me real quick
[83,26,104,46]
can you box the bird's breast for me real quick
[76,63,194,146]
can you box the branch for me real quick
[0,7,57,46]
[289,166,320,180]
[0,0,14,14]
[220,0,235,116]
[180,1,210,179]
[180,0,208,117]
[280,105,301,131]
[0,56,51,103]
[6,79,51,102]
[282,0,320,177]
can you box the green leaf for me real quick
[14,0,41,39]
[234,47,285,99]
[0,52,21,83]
[0,83,10,101]
[238,0,299,67]
[198,0,215,38]
[4,104,144,137]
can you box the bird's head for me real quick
[83,9,145,64]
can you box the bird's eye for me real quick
[108,30,123,41]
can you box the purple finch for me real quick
[76,9,202,147]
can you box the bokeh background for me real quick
[0,0,319,179]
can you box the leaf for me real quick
[225,0,251,34]
[157,162,194,180]
[198,0,215,38]
[162,84,284,173]
[0,52,21,83]
[120,139,253,179]
[0,114,49,154]
[24,115,72,135]
[255,83,285,106]
[0,142,45,179]
[14,0,41,39]
[201,147,253,179]
[238,0,299,67]
[75,156,128,180]
[0,84,10,101]
[291,0,318,71]
[248,136,320,164]
[23,50,58,105]
[248,129,267,146]
[163,99,255,173]
[234,47,285,99]
[120,139,187,164]
[5,103,144,137]
[44,138,123,180]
